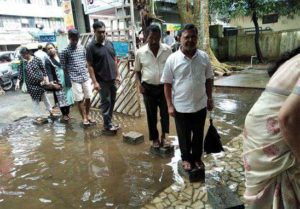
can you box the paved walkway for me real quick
[142,134,245,209]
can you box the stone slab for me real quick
[80,122,97,129]
[207,185,244,209]
[150,145,174,157]
[101,129,117,136]
[123,131,144,144]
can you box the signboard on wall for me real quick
[39,35,56,42]
[166,23,181,32]
[62,0,75,30]
[112,41,129,57]
[83,0,122,14]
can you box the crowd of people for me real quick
[13,20,300,208]
[15,21,118,131]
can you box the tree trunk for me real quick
[177,0,233,75]
[252,11,264,63]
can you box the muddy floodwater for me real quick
[0,87,262,209]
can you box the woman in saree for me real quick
[243,46,300,208]
[15,47,53,122]
[44,42,74,121]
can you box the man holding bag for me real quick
[161,24,214,171]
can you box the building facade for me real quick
[0,0,64,51]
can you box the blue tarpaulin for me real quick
[112,41,129,57]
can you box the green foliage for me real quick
[209,0,300,19]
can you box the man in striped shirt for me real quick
[60,29,95,126]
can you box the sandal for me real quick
[35,117,44,122]
[152,140,160,148]
[160,138,171,148]
[34,117,47,124]
[62,116,70,121]
[182,161,191,171]
[88,118,96,124]
[194,161,205,169]
[82,120,90,126]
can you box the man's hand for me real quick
[93,81,101,91]
[168,104,176,117]
[207,98,214,111]
[138,83,145,94]
[15,81,20,90]
[115,75,121,86]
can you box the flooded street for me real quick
[0,81,263,208]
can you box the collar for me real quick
[68,44,78,49]
[144,43,169,54]
[93,38,106,46]
[179,47,199,59]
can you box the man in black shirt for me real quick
[86,21,120,131]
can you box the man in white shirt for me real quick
[161,24,214,171]
[34,45,48,66]
[135,25,172,148]
[163,31,175,47]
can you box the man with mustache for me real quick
[161,24,214,171]
[135,25,172,148]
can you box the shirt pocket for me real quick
[174,63,191,81]
[193,62,207,83]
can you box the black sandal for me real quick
[152,140,160,148]
[194,161,205,169]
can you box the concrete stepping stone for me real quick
[150,145,174,157]
[101,129,117,136]
[207,185,244,209]
[123,131,144,144]
[80,122,97,129]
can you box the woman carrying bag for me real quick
[44,42,74,121]
[15,47,53,122]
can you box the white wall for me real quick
[230,14,300,32]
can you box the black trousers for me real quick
[60,106,70,116]
[142,82,169,141]
[174,108,207,163]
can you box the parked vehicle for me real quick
[0,51,15,63]
[0,51,16,76]
[0,69,18,91]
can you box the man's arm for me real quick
[205,53,214,111]
[164,83,175,117]
[205,78,214,111]
[134,52,144,94]
[114,57,120,83]
[87,62,100,91]
[59,49,67,73]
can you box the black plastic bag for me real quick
[204,117,224,154]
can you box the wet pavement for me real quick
[0,68,268,208]
[215,68,269,89]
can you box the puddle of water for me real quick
[213,87,262,143]
[0,87,262,208]
[0,116,175,209]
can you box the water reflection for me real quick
[213,87,262,143]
